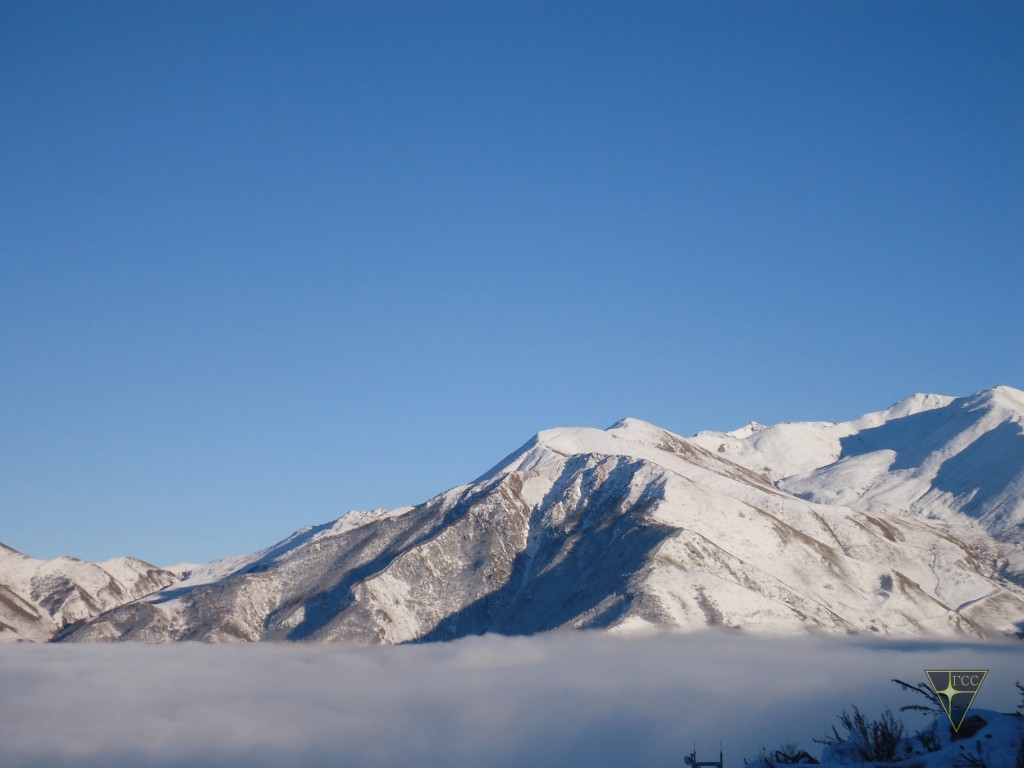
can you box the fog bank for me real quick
[2,631,1021,767]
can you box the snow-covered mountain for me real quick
[0,543,176,642]
[691,385,1024,574]
[58,386,1024,644]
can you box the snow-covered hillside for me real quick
[0,543,176,642]
[692,385,1024,575]
[58,386,1024,644]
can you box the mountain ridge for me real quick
[703,386,1024,558]
[6,385,1023,644]
[0,543,176,642]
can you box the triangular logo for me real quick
[925,670,988,732]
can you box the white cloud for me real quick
[1,631,1022,767]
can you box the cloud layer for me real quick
[2,632,1022,767]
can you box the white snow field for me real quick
[1,631,1022,767]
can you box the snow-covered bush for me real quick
[744,742,819,766]
[815,707,911,764]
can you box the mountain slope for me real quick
[61,388,1024,644]
[692,385,1024,574]
[0,543,176,642]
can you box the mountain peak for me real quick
[968,384,1024,415]
[605,416,674,442]
[724,421,767,439]
[888,391,954,414]
[606,416,657,431]
[497,420,672,469]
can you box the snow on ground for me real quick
[1,631,1021,768]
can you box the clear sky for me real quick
[2,1,1022,566]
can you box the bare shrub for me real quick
[815,706,908,763]
[744,742,819,766]
[892,677,943,717]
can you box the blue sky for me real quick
[2,1,1022,566]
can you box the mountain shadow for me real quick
[838,397,985,471]
[932,420,1024,524]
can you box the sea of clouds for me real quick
[2,630,1022,767]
